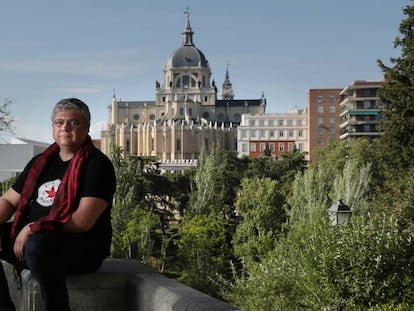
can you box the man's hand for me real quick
[13,223,33,261]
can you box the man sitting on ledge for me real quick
[0,98,116,311]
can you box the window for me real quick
[204,96,208,102]
[297,120,302,126]
[287,119,293,126]
[241,143,248,152]
[329,128,335,135]
[260,129,266,138]
[259,120,265,126]
[241,129,247,138]
[202,111,210,118]
[330,105,335,113]
[218,113,225,121]
[251,130,257,138]
[250,143,256,152]
[288,143,295,152]
[329,117,335,124]
[329,95,335,103]
[317,127,324,135]
[249,119,256,126]
[279,130,284,137]
[268,120,274,126]
[176,139,181,152]
[260,143,266,152]
[318,117,323,124]
[318,105,324,113]
[298,143,303,151]
[279,143,285,152]
[288,130,294,137]
[179,107,184,116]
[270,143,275,151]
[182,75,190,88]
[278,119,284,126]
[133,114,140,121]
[317,95,323,102]
[149,114,156,120]
[188,108,192,116]
[318,138,324,145]
[269,130,275,137]
[234,113,241,122]
[298,129,303,137]
[364,89,372,97]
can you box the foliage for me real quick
[0,177,16,195]
[190,147,243,217]
[224,159,414,310]
[175,211,230,297]
[0,98,15,132]
[377,4,414,170]
[375,166,414,232]
[233,177,286,266]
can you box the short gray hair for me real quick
[51,98,91,125]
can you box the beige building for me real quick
[237,109,309,160]
[101,11,265,164]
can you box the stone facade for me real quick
[101,11,265,164]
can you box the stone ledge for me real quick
[2,259,240,311]
[128,273,240,311]
[3,259,155,311]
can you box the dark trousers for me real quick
[0,222,105,311]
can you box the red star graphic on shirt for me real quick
[45,186,56,198]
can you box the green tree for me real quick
[190,147,243,217]
[176,211,230,297]
[377,3,414,171]
[233,177,286,266]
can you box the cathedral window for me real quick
[180,107,184,116]
[234,113,241,122]
[133,114,140,121]
[183,75,190,88]
[188,108,192,116]
[218,113,225,121]
[150,114,156,120]
[202,111,209,118]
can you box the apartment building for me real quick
[339,80,384,140]
[307,89,342,161]
[237,109,309,161]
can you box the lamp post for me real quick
[327,199,352,226]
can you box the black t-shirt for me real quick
[12,148,116,257]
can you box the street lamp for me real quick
[327,199,352,226]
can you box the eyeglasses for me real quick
[52,119,83,128]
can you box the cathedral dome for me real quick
[166,45,208,68]
[165,10,209,69]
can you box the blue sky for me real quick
[0,0,409,143]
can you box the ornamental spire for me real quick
[182,7,194,46]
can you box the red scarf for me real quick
[10,136,95,239]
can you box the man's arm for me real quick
[0,188,20,224]
[62,197,108,233]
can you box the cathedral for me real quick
[100,10,266,165]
